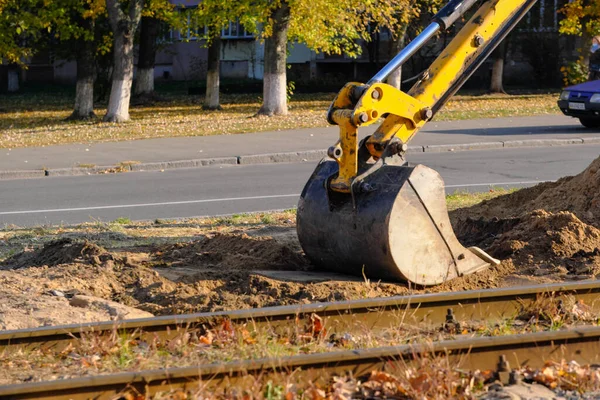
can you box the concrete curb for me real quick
[3,136,600,181]
[0,170,46,180]
[502,138,584,148]
[582,137,600,144]
[130,157,238,172]
[45,165,119,177]
[238,150,326,165]
[422,142,504,153]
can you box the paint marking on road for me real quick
[0,194,301,215]
[0,180,548,216]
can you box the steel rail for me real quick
[2,280,600,354]
[2,325,600,400]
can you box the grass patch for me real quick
[0,91,559,149]
[111,217,132,225]
[446,187,517,211]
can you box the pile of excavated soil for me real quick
[0,232,512,330]
[1,238,105,269]
[451,155,600,281]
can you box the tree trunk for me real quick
[490,39,506,93]
[104,0,143,123]
[7,64,19,92]
[203,35,222,110]
[257,1,291,116]
[134,16,159,96]
[68,19,96,120]
[581,16,593,68]
[386,27,407,89]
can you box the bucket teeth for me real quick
[468,247,501,266]
[297,159,497,286]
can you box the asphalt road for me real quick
[1,145,598,227]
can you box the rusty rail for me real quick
[2,280,600,353]
[2,325,600,399]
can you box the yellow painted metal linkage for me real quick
[327,0,533,193]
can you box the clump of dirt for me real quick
[155,232,310,271]
[451,156,600,226]
[1,238,105,269]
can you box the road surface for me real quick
[0,145,597,227]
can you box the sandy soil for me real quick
[2,156,600,330]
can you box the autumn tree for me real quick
[134,0,178,97]
[46,0,109,119]
[254,0,405,116]
[559,0,600,83]
[257,2,290,116]
[134,16,161,97]
[385,0,443,89]
[104,0,144,122]
[0,0,48,92]
[186,2,256,110]
[489,39,507,93]
[560,0,600,64]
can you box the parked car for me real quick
[557,80,600,128]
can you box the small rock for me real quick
[49,289,65,297]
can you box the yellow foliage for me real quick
[559,0,600,36]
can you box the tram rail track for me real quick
[2,280,600,353]
[2,325,600,399]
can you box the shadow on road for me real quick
[426,124,593,136]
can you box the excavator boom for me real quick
[296,0,538,285]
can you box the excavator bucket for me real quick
[296,159,499,286]
[296,0,533,285]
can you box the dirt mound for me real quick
[451,156,600,226]
[155,233,310,271]
[449,155,600,280]
[1,238,105,269]
[455,210,600,280]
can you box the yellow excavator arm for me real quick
[328,0,538,192]
[297,0,538,286]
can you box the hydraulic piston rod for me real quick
[368,0,479,85]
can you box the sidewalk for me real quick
[1,114,599,179]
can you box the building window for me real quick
[519,0,568,32]
[221,20,253,39]
[168,12,253,41]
